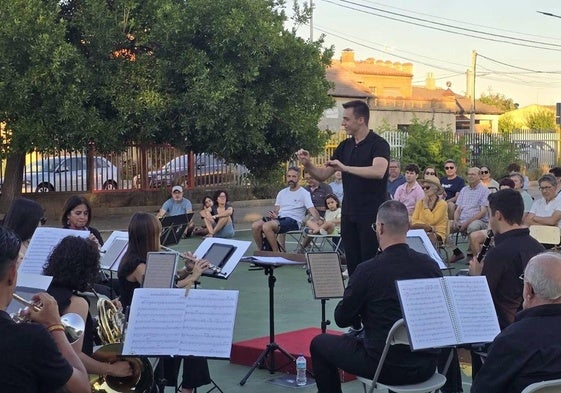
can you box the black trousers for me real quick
[310,333,434,393]
[340,216,379,276]
[162,356,211,389]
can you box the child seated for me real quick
[305,194,341,235]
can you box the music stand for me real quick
[160,213,194,246]
[306,252,345,333]
[239,258,304,386]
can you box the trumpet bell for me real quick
[60,312,85,344]
[90,343,154,393]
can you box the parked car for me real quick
[515,141,556,168]
[22,155,119,192]
[134,153,250,189]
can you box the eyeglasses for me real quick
[422,185,432,190]
[481,170,489,174]
[371,222,383,232]
[539,186,554,191]
[445,166,455,170]
[519,273,525,281]
[40,217,47,225]
[425,172,436,176]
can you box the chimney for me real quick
[341,48,355,65]
[425,72,436,90]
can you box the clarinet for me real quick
[476,230,494,263]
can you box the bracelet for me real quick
[47,324,65,333]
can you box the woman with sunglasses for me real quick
[411,175,449,247]
[61,195,103,247]
[423,166,437,178]
[480,166,499,192]
[3,197,46,256]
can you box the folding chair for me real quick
[529,225,561,248]
[521,379,561,393]
[356,319,446,393]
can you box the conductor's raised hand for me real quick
[325,159,347,172]
[29,292,62,327]
[296,149,311,165]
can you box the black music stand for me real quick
[160,213,194,246]
[239,262,298,385]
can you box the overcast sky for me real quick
[288,0,561,107]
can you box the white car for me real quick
[22,156,119,192]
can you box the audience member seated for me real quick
[549,167,561,196]
[195,196,213,237]
[510,172,533,220]
[440,159,465,219]
[305,194,341,235]
[0,226,90,392]
[156,185,195,238]
[204,190,235,238]
[251,167,321,252]
[309,201,442,393]
[423,166,437,179]
[480,165,499,192]
[393,163,424,215]
[411,175,448,247]
[328,170,344,202]
[117,212,211,393]
[44,236,133,379]
[386,159,405,198]
[508,162,529,190]
[525,174,561,240]
[304,171,333,217]
[449,167,490,263]
[62,195,104,247]
[472,252,561,392]
[3,197,45,256]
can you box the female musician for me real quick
[117,212,211,393]
[42,236,133,378]
[411,175,449,247]
[61,195,103,247]
[3,198,45,256]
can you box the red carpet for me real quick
[231,327,356,382]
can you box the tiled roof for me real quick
[326,65,373,98]
[455,95,503,115]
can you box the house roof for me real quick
[326,65,373,98]
[455,95,503,115]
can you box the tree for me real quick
[525,109,556,131]
[479,93,518,112]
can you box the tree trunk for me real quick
[0,152,25,214]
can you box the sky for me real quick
[287,0,561,107]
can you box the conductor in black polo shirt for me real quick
[309,200,442,393]
[297,100,390,275]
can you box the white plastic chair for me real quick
[529,225,561,247]
[521,378,561,393]
[356,319,446,393]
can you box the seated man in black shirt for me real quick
[0,227,90,393]
[472,252,561,392]
[310,200,442,393]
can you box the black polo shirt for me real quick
[332,130,390,220]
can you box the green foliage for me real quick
[400,120,463,174]
[498,113,522,133]
[525,109,556,131]
[463,133,518,178]
[479,93,518,112]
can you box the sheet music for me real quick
[142,252,177,289]
[445,276,501,343]
[241,256,301,264]
[396,278,457,349]
[122,288,238,357]
[19,227,90,274]
[406,229,447,269]
[307,253,345,299]
[100,231,128,270]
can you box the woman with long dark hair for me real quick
[61,195,103,247]
[3,198,45,255]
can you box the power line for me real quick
[322,0,561,52]
[478,53,561,73]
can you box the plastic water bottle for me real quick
[296,354,307,386]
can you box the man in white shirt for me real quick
[525,174,561,231]
[252,167,321,252]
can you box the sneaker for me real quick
[304,228,314,235]
[448,252,465,264]
[319,228,328,235]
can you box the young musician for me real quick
[117,212,211,393]
[61,195,104,247]
[43,236,133,378]
[0,226,90,392]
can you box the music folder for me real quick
[396,276,500,350]
[100,231,129,271]
[142,252,178,289]
[306,252,345,299]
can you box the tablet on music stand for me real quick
[143,252,178,289]
[202,243,236,271]
[160,213,194,246]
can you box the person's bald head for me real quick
[523,253,561,308]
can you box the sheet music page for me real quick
[444,276,501,344]
[100,231,128,270]
[122,288,239,357]
[406,229,447,270]
[396,278,457,350]
[19,227,90,274]
[307,253,345,299]
[142,252,177,289]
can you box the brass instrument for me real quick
[11,293,85,344]
[93,299,154,392]
[160,245,225,277]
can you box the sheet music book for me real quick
[100,231,129,271]
[19,227,90,275]
[306,252,345,299]
[396,276,500,350]
[142,252,178,289]
[406,229,447,270]
[122,288,239,358]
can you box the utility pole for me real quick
[470,50,477,133]
[310,0,314,42]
